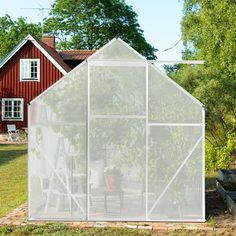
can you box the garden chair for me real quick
[7,124,20,142]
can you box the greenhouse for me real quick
[28,38,205,221]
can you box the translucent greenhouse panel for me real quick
[89,118,146,220]
[148,65,202,123]
[29,126,87,219]
[148,126,203,220]
[89,61,146,220]
[90,38,143,61]
[29,63,88,220]
[90,66,146,116]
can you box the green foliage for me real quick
[167,0,236,169]
[45,0,157,59]
[180,0,236,137]
[0,3,156,59]
[169,65,236,144]
[0,225,12,235]
[207,215,216,228]
[206,133,236,171]
[0,15,41,59]
[182,0,236,70]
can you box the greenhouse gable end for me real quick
[28,38,205,221]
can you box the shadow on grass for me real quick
[0,145,27,166]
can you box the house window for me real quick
[20,59,40,81]
[2,98,24,121]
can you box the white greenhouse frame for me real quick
[28,38,205,222]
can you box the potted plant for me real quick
[104,166,122,191]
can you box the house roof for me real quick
[35,39,71,73]
[58,50,95,60]
[0,35,69,75]
[0,34,95,75]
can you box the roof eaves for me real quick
[34,39,71,73]
[0,34,69,75]
[58,50,96,61]
[29,38,68,75]
[0,34,32,69]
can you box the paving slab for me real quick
[0,200,234,235]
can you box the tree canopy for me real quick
[0,15,41,59]
[167,0,236,169]
[45,0,157,59]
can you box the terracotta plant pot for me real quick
[104,173,122,191]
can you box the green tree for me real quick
[169,0,236,142]
[0,15,42,59]
[167,0,236,169]
[45,0,157,59]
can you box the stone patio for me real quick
[0,202,232,234]
[0,186,236,234]
[0,133,27,144]
[0,203,212,231]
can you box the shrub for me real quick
[206,133,236,171]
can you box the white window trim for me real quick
[2,98,24,121]
[20,58,40,82]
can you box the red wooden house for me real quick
[0,34,95,133]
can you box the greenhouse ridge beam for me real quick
[149,60,205,64]
[87,59,205,65]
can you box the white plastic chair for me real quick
[7,124,20,142]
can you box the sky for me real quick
[0,0,184,62]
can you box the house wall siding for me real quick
[0,41,64,133]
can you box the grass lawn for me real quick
[0,224,214,236]
[0,144,27,217]
[0,224,150,236]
